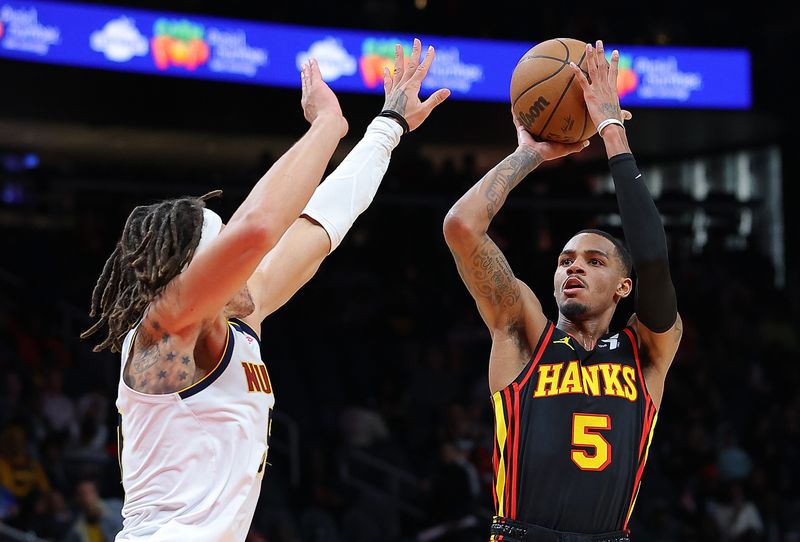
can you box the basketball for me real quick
[510,38,596,144]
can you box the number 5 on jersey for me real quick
[571,413,612,471]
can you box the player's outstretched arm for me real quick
[444,115,587,391]
[571,41,681,407]
[145,59,347,340]
[240,38,450,329]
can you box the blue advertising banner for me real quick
[0,0,751,109]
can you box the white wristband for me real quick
[597,118,625,135]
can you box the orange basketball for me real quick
[510,38,596,144]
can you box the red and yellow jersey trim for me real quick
[492,322,554,519]
[622,326,658,530]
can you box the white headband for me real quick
[183,208,222,271]
[196,208,223,255]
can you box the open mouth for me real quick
[562,277,586,294]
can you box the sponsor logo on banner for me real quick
[0,4,60,55]
[90,16,148,62]
[633,56,702,101]
[296,37,356,81]
[615,54,638,99]
[151,18,209,71]
[421,46,483,93]
[359,37,405,88]
[207,27,267,77]
[358,39,483,93]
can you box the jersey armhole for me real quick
[121,326,140,380]
[229,318,261,347]
[516,321,556,389]
[623,326,654,409]
[177,323,235,399]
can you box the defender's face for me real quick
[553,233,631,320]
[225,283,256,319]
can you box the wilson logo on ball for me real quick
[518,96,550,129]
[511,38,597,143]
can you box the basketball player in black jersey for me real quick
[443,41,681,541]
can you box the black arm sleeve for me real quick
[610,153,677,333]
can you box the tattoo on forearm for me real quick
[384,92,408,116]
[600,102,621,119]
[467,237,521,307]
[484,149,543,220]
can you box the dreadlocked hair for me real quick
[81,190,223,353]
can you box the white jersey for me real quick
[115,319,274,542]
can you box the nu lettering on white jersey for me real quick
[115,319,274,542]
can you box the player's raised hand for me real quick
[382,38,451,132]
[568,40,632,131]
[300,58,348,138]
[513,108,589,161]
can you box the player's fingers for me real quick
[300,63,309,93]
[569,62,590,92]
[585,43,598,83]
[309,58,323,83]
[383,66,393,95]
[567,140,591,154]
[393,43,405,85]
[403,38,422,84]
[596,40,607,72]
[609,49,619,87]
[511,106,524,129]
[621,109,633,122]
[421,88,451,114]
[549,140,590,158]
[412,45,436,83]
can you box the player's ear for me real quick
[617,277,633,298]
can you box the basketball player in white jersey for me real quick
[81,40,449,541]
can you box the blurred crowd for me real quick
[0,151,798,542]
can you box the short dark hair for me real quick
[575,229,632,277]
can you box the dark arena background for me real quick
[1,1,798,541]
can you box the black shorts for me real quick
[489,516,630,542]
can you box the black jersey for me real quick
[491,321,657,533]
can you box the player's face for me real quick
[553,233,631,320]
[224,283,255,318]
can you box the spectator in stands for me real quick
[64,479,122,542]
[41,369,79,443]
[0,424,50,527]
[708,483,764,541]
[30,489,73,540]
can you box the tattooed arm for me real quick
[443,145,542,331]
[444,114,588,392]
[123,318,202,393]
